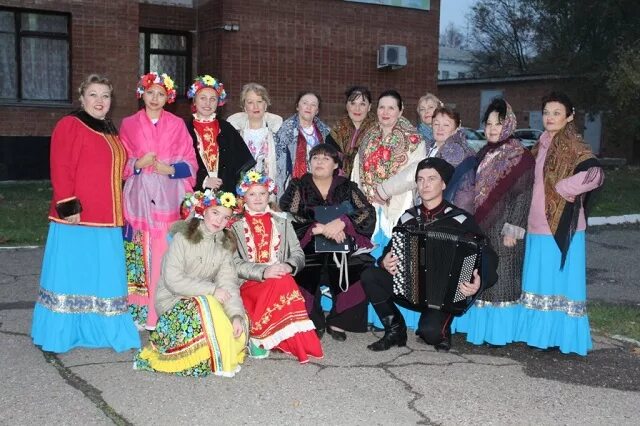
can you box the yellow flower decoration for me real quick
[220,193,237,208]
[247,170,261,182]
[202,75,215,85]
[163,74,175,90]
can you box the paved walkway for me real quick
[1,225,639,425]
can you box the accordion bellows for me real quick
[390,225,485,315]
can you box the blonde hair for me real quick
[78,74,113,101]
[239,82,271,108]
[416,93,442,112]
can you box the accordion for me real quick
[390,224,485,315]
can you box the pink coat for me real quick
[120,109,198,231]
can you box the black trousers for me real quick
[360,267,453,345]
[295,252,373,332]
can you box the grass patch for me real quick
[589,301,640,342]
[0,166,638,245]
[590,166,640,217]
[0,181,52,245]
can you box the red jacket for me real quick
[48,112,126,227]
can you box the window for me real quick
[139,29,192,98]
[457,72,466,79]
[0,8,70,102]
[441,70,450,79]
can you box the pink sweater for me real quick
[527,131,603,235]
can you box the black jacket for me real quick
[185,118,256,193]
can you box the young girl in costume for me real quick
[230,170,323,363]
[134,190,247,377]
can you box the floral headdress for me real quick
[181,190,239,220]
[136,72,177,104]
[236,169,277,197]
[186,75,227,105]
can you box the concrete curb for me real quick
[589,214,640,226]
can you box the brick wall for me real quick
[437,78,576,131]
[0,0,139,136]
[1,0,442,179]
[197,0,441,124]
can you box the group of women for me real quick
[31,70,603,379]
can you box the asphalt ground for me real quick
[1,224,639,425]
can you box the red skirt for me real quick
[241,274,323,363]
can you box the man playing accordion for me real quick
[361,157,498,352]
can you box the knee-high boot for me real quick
[367,300,407,351]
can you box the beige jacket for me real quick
[155,221,245,323]
[230,212,305,282]
[227,111,282,182]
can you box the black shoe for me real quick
[327,327,347,342]
[434,335,451,352]
[315,328,325,339]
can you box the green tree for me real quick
[467,0,538,75]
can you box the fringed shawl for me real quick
[438,130,477,213]
[274,114,330,197]
[328,112,376,177]
[357,116,423,200]
[532,122,602,267]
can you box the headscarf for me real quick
[474,101,535,228]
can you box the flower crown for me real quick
[181,190,239,220]
[236,169,277,197]
[136,72,177,104]
[186,75,227,105]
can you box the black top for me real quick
[279,174,376,243]
[185,117,256,193]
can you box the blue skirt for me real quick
[31,223,141,353]
[514,232,591,355]
[451,302,520,346]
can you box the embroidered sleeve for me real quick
[279,179,309,224]
[348,183,376,236]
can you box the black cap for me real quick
[414,157,455,184]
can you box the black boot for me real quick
[433,334,451,352]
[367,301,407,351]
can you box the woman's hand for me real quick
[459,269,481,297]
[322,218,346,241]
[232,317,244,338]
[204,176,223,190]
[65,213,80,224]
[153,160,175,176]
[382,252,399,275]
[312,224,325,235]
[263,263,291,279]
[134,152,156,169]
[503,236,517,247]
[214,288,231,304]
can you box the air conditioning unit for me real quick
[377,45,407,69]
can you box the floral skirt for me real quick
[134,295,247,377]
[125,228,167,327]
[241,275,323,363]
